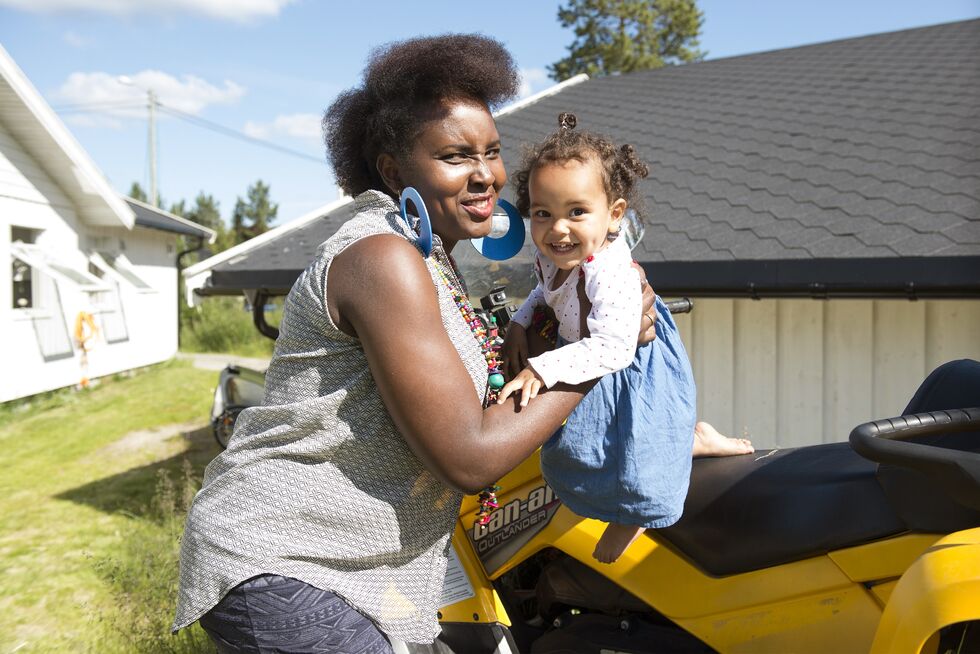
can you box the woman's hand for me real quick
[575,260,657,343]
[634,261,657,344]
[501,322,529,378]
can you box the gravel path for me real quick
[176,351,270,372]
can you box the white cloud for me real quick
[0,0,294,22]
[63,30,92,48]
[53,70,246,127]
[244,113,321,145]
[63,113,123,129]
[518,67,551,99]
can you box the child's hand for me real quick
[501,322,529,378]
[497,366,544,407]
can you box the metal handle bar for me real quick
[664,298,693,314]
[849,408,980,510]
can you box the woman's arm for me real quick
[328,235,594,494]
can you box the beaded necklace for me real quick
[432,256,504,527]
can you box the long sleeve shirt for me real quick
[511,237,641,388]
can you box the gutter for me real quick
[640,256,980,299]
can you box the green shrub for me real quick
[92,460,215,653]
[180,296,279,357]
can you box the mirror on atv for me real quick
[621,208,645,251]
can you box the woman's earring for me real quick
[399,187,433,257]
[471,199,525,260]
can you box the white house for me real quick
[0,45,215,403]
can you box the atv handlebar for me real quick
[849,407,980,511]
[663,298,693,314]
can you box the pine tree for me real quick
[231,180,278,245]
[168,199,187,218]
[549,0,705,81]
[127,181,148,203]
[186,192,231,253]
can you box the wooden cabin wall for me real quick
[671,298,980,448]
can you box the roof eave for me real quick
[125,197,217,242]
[0,44,134,230]
[195,255,980,300]
[182,195,353,277]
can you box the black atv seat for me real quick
[658,359,980,576]
[657,436,980,577]
[657,443,896,576]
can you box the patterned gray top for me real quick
[173,190,489,643]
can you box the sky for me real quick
[1,0,978,224]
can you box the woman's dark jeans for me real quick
[199,574,394,654]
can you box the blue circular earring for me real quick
[471,199,525,261]
[399,187,433,257]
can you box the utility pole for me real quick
[118,76,158,207]
[148,89,157,207]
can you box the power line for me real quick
[155,102,325,164]
[52,100,326,165]
[52,101,145,114]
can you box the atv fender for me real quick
[871,527,980,654]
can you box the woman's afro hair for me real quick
[324,34,520,197]
[512,112,650,219]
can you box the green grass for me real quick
[0,360,221,653]
[179,296,280,358]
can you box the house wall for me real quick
[80,224,179,380]
[672,297,980,449]
[0,120,178,403]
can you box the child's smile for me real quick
[528,158,627,273]
[548,241,579,256]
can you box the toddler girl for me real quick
[499,113,710,563]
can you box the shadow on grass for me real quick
[56,425,221,524]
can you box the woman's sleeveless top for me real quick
[172,189,489,643]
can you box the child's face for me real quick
[528,158,627,271]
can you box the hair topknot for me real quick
[324,34,520,196]
[513,113,650,218]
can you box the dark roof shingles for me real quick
[495,19,980,263]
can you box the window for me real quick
[11,226,40,244]
[94,251,153,291]
[10,243,107,295]
[11,227,41,309]
[10,243,75,361]
[10,243,110,360]
[86,255,130,343]
[12,257,33,309]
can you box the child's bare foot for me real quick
[692,421,754,457]
[593,523,645,564]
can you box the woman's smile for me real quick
[460,193,495,220]
[383,99,507,251]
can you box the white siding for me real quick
[671,298,980,448]
[0,123,75,212]
[1,121,179,403]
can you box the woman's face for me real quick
[382,98,506,251]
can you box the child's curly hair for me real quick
[513,113,649,219]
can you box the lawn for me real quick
[0,360,221,653]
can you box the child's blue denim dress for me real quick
[540,296,697,528]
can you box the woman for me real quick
[173,33,745,652]
[172,34,653,652]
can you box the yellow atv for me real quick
[211,311,979,653]
[431,358,980,653]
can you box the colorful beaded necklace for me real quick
[432,257,504,527]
